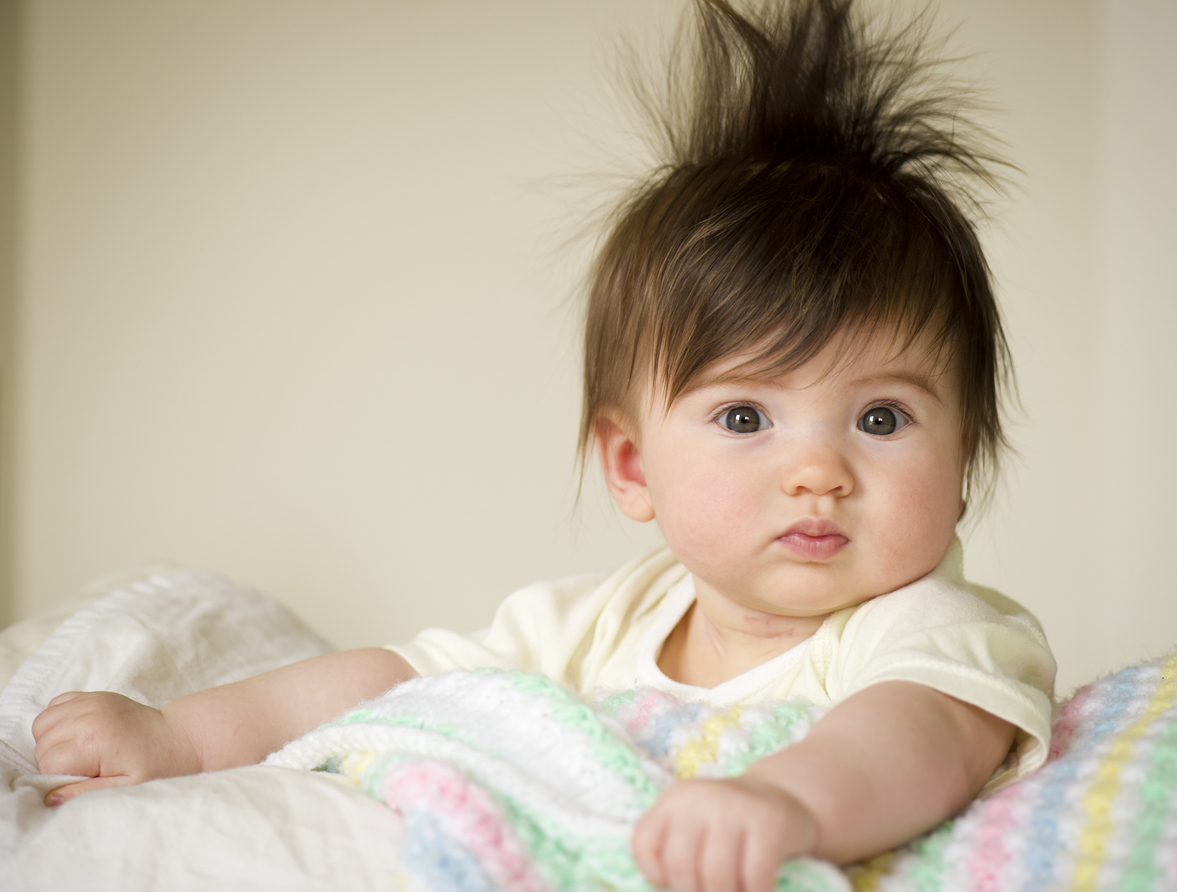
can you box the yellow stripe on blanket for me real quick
[1069,651,1177,892]
[847,851,897,892]
[674,705,744,779]
[338,751,380,784]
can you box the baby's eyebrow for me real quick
[853,370,946,405]
[684,366,950,403]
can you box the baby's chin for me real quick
[694,572,883,620]
[752,591,882,618]
[745,569,897,615]
[769,574,930,615]
[776,555,947,610]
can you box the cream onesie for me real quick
[389,539,1056,790]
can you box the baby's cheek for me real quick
[877,466,961,582]
[657,485,759,573]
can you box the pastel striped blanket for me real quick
[848,650,1177,891]
[267,653,1177,892]
[267,670,840,892]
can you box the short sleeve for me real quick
[818,550,1056,789]
[385,548,687,690]
[385,573,605,683]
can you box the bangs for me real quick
[640,161,969,406]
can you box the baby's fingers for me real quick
[633,806,671,889]
[46,691,84,708]
[699,824,743,892]
[33,734,102,778]
[741,838,783,892]
[738,791,818,892]
[30,693,83,741]
[45,774,137,806]
[663,818,706,892]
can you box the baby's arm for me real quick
[32,647,417,804]
[633,681,1014,892]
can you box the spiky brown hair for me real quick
[580,0,1012,506]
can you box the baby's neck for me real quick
[657,585,828,688]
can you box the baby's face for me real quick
[614,332,966,619]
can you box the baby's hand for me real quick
[633,776,817,892]
[32,691,201,805]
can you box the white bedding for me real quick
[7,570,1175,892]
[0,568,418,892]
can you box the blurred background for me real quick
[0,0,1173,696]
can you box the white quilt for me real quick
[0,568,418,892]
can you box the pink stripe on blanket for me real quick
[966,785,1022,891]
[627,689,677,734]
[384,761,549,892]
[1049,683,1094,761]
[963,684,1090,888]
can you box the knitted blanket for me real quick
[849,651,1177,892]
[267,670,842,892]
[267,653,1177,892]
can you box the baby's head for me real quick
[580,0,1010,616]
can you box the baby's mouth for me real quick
[777,519,849,560]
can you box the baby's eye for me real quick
[720,406,768,433]
[858,406,908,436]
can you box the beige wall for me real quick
[12,0,673,653]
[5,0,1174,695]
[0,0,18,630]
[1094,1,1177,682]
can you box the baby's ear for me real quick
[593,411,656,523]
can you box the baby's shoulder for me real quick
[491,547,686,637]
[839,569,1047,650]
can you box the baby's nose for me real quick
[780,443,853,497]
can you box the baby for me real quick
[31,1,1055,890]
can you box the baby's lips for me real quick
[780,516,845,539]
[777,530,849,560]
